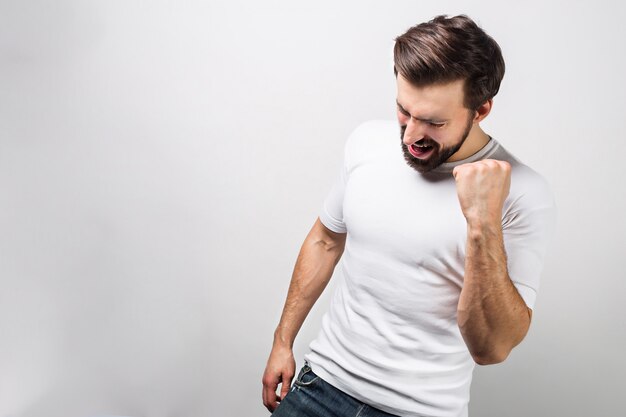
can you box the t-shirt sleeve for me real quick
[319,162,348,233]
[319,126,360,234]
[502,172,557,310]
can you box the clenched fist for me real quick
[452,159,511,226]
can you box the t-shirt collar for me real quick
[431,136,499,173]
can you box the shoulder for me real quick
[489,140,555,209]
[344,120,399,163]
[511,163,554,213]
[492,144,556,232]
[345,119,397,145]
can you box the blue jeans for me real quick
[271,363,399,417]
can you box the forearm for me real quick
[273,219,346,349]
[457,220,531,365]
[263,219,345,411]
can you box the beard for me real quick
[400,115,474,173]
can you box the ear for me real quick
[472,99,493,123]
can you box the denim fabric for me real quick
[271,363,399,417]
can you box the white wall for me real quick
[1,1,624,416]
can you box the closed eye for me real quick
[397,105,410,117]
[396,101,446,127]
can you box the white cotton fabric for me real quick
[304,120,556,417]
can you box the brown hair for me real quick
[394,15,505,111]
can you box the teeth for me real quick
[415,144,430,148]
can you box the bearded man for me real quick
[262,14,556,417]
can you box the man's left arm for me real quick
[453,159,532,365]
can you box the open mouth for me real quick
[408,141,435,159]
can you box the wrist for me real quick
[466,218,501,238]
[273,330,294,350]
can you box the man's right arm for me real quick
[261,217,347,412]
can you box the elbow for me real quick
[471,347,510,366]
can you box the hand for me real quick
[452,159,511,225]
[262,344,296,412]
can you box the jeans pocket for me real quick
[294,363,320,387]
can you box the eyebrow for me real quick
[396,100,448,123]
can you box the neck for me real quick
[447,124,490,162]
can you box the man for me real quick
[262,14,556,417]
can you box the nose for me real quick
[402,117,426,146]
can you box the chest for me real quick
[343,162,468,265]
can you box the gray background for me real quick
[1,0,624,416]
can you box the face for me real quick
[396,75,476,173]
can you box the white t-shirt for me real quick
[303,120,556,417]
